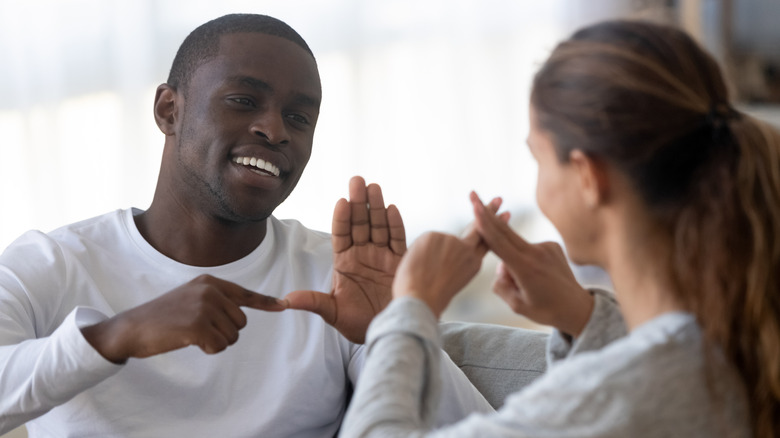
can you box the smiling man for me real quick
[0,14,491,437]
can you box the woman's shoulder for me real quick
[498,312,749,437]
[538,313,699,390]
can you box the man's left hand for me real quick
[283,176,406,343]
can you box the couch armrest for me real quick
[440,321,548,409]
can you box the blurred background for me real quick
[2,0,780,332]
[1,0,779,436]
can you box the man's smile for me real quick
[233,156,281,177]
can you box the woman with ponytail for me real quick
[341,19,780,438]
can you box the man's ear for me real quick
[569,149,610,208]
[153,84,178,136]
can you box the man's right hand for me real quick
[80,274,286,364]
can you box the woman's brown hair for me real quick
[531,20,780,437]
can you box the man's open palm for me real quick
[284,176,406,343]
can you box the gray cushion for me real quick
[440,321,549,409]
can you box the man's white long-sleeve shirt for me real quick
[0,209,491,437]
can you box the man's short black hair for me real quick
[167,13,314,92]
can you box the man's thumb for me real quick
[283,290,337,325]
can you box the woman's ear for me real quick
[569,149,610,208]
[153,84,178,136]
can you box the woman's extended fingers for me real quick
[462,196,504,253]
[470,191,531,263]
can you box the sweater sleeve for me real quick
[339,295,741,438]
[0,306,124,433]
[339,296,641,438]
[341,298,493,436]
[546,288,627,365]
[340,297,442,437]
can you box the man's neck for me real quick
[133,204,268,267]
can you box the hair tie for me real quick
[705,102,738,140]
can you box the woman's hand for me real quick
[392,232,483,318]
[470,192,594,337]
[392,197,503,318]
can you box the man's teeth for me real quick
[234,156,280,177]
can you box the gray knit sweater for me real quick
[340,294,750,437]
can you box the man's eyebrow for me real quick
[229,76,273,92]
[292,93,320,109]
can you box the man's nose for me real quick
[250,111,291,145]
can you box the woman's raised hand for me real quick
[470,192,594,336]
[391,197,503,318]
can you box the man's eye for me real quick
[230,97,255,107]
[286,113,309,125]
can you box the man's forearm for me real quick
[0,307,122,433]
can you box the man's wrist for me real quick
[81,318,130,365]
